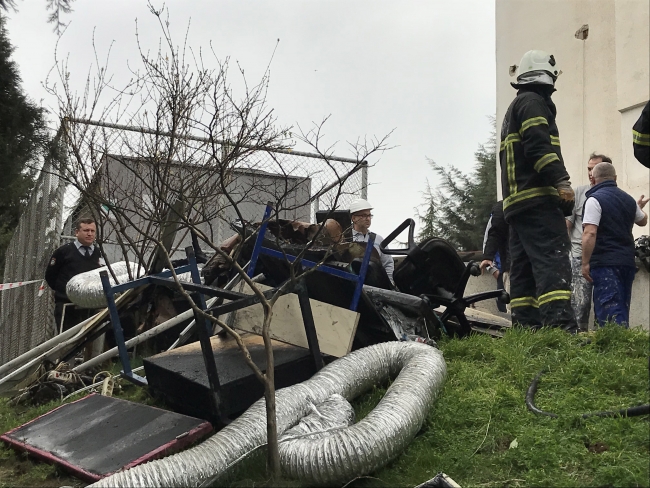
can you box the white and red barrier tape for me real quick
[0,279,47,296]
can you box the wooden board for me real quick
[231,283,359,357]
[434,305,512,329]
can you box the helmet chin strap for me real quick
[511,70,555,88]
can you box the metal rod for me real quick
[147,275,248,300]
[169,295,220,350]
[186,247,223,419]
[0,292,133,390]
[204,289,276,316]
[0,314,97,378]
[67,117,363,164]
[187,247,210,334]
[247,203,273,278]
[296,280,324,371]
[72,299,217,373]
[99,271,147,385]
[259,247,362,282]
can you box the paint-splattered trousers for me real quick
[508,202,577,331]
[591,265,635,328]
[570,256,593,330]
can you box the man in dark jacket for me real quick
[45,218,103,331]
[581,163,648,327]
[633,101,649,168]
[481,200,509,312]
[499,50,577,332]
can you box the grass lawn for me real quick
[1,325,648,487]
[349,325,650,488]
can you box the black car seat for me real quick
[380,219,509,336]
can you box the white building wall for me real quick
[495,0,650,329]
[496,0,649,227]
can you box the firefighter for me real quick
[632,100,649,168]
[499,50,577,332]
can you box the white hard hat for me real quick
[517,50,559,79]
[349,199,373,214]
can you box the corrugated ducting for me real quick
[91,341,446,487]
[66,262,195,309]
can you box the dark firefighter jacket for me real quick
[483,201,510,272]
[633,101,650,168]
[499,87,570,221]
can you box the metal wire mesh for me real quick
[60,119,368,265]
[0,160,62,366]
[0,119,367,366]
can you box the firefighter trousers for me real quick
[508,202,577,331]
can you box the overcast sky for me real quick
[5,0,496,236]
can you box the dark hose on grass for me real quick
[526,365,650,420]
[581,404,650,419]
[525,369,558,418]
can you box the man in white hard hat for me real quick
[499,49,577,332]
[349,199,394,283]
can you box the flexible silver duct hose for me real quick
[66,261,143,309]
[66,262,196,309]
[91,341,446,487]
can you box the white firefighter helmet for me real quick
[517,50,560,79]
[349,199,373,214]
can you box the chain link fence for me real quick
[0,160,63,366]
[0,119,367,366]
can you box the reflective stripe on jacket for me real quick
[499,89,570,220]
[632,101,650,168]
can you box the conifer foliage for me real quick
[418,117,497,251]
[0,1,74,34]
[0,15,48,276]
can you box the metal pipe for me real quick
[0,291,133,393]
[0,314,97,378]
[72,296,219,374]
[68,118,363,164]
[74,271,261,373]
[90,341,446,487]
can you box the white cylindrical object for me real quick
[66,262,143,309]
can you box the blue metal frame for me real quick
[247,203,374,311]
[247,203,273,280]
[99,259,201,386]
[101,202,371,387]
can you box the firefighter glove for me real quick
[556,180,575,216]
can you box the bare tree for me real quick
[44,4,390,478]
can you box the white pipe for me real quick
[73,269,259,372]
[72,296,218,374]
[0,291,132,393]
[0,314,97,378]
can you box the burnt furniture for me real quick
[381,219,509,336]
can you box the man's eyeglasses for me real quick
[353,213,373,219]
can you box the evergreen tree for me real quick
[418,117,497,251]
[0,1,74,34]
[0,15,48,276]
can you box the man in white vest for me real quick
[349,199,394,283]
